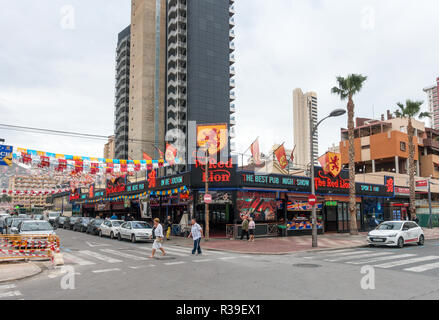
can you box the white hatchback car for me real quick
[118,221,153,243]
[99,220,124,239]
[367,221,424,248]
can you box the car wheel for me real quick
[131,234,136,243]
[110,232,114,239]
[118,233,122,241]
[418,234,425,246]
[99,230,103,237]
[368,244,375,247]
[397,237,404,248]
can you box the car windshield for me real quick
[376,222,403,230]
[111,221,123,227]
[132,222,151,229]
[12,219,30,227]
[21,221,53,232]
[49,213,60,217]
[82,218,90,223]
[93,220,103,225]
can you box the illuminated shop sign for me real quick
[106,176,126,196]
[240,172,310,192]
[191,158,237,188]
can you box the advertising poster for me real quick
[237,191,277,222]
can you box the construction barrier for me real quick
[0,235,60,262]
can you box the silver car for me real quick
[16,220,56,236]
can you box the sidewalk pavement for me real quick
[0,262,42,283]
[169,227,439,255]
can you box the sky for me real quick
[0,0,438,161]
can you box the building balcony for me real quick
[167,53,186,64]
[167,66,187,77]
[167,104,187,115]
[167,78,187,89]
[230,104,236,114]
[230,79,236,89]
[229,30,235,40]
[230,91,236,101]
[229,18,235,27]
[229,54,235,65]
[168,41,187,51]
[168,3,186,17]
[230,116,236,126]
[167,91,187,101]
[229,42,235,52]
[168,16,187,29]
[230,67,236,76]
[229,5,235,16]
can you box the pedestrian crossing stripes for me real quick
[301,249,439,274]
[346,254,417,265]
[63,253,96,266]
[77,250,123,263]
[0,284,22,299]
[100,249,148,261]
[373,255,439,268]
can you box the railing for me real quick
[226,223,279,239]
[0,234,60,262]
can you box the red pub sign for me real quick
[191,157,237,187]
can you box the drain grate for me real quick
[292,263,321,268]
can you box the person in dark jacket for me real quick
[164,215,172,240]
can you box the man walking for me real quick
[240,216,249,241]
[149,218,166,258]
[188,218,203,255]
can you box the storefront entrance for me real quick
[323,202,360,233]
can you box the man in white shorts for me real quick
[150,218,166,258]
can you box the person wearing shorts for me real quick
[149,218,166,258]
[248,217,256,242]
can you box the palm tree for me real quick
[393,100,430,220]
[331,74,367,235]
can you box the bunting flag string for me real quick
[1,188,70,196]
[12,146,183,175]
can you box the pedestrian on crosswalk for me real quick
[188,218,203,255]
[149,218,166,258]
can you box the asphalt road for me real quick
[2,229,439,300]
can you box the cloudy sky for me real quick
[0,0,438,162]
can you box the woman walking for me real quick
[149,218,166,258]
[248,217,256,242]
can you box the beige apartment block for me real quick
[293,88,318,169]
[129,0,167,160]
[104,135,115,159]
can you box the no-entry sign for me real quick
[204,193,212,204]
[308,194,317,206]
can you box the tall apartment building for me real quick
[8,175,63,208]
[293,88,318,168]
[116,0,235,168]
[423,77,439,130]
[103,135,115,159]
[114,26,131,159]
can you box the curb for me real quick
[0,262,43,283]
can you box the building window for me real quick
[361,145,370,150]
[400,142,406,151]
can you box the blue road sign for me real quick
[0,145,13,166]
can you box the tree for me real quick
[331,74,368,235]
[1,194,11,203]
[393,100,430,220]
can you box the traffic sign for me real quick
[308,194,317,206]
[204,193,212,204]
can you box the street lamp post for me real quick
[309,97,346,247]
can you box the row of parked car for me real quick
[51,214,154,243]
[0,212,56,236]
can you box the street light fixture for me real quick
[309,99,346,248]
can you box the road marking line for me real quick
[404,262,439,272]
[164,261,186,266]
[92,268,121,273]
[63,253,96,266]
[167,246,211,255]
[218,257,237,260]
[100,249,148,261]
[325,251,384,262]
[374,256,439,268]
[0,291,22,298]
[193,259,213,263]
[78,250,123,263]
[138,246,188,256]
[0,284,16,290]
[346,254,417,265]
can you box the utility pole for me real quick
[205,147,210,240]
[428,178,433,229]
[309,97,318,248]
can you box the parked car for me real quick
[99,220,124,239]
[73,217,91,232]
[9,218,33,234]
[54,216,67,229]
[0,216,9,234]
[47,212,61,225]
[118,221,153,243]
[32,214,44,221]
[63,216,81,230]
[16,220,56,236]
[86,219,104,235]
[368,221,424,248]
